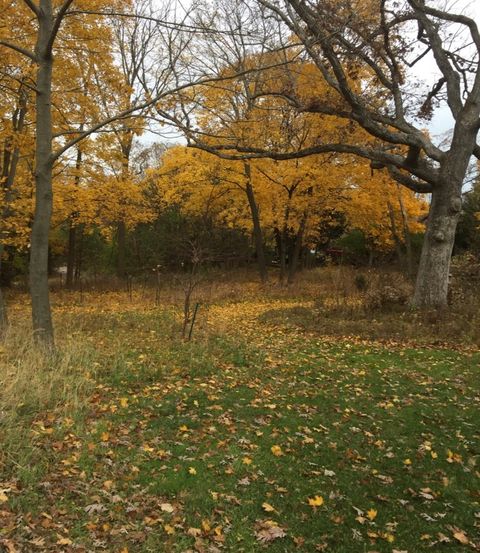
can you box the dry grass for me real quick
[0,323,95,466]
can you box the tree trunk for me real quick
[30,4,55,346]
[413,185,461,308]
[413,106,479,309]
[65,221,76,288]
[0,86,28,334]
[277,228,287,284]
[0,245,7,333]
[244,163,268,283]
[65,147,83,288]
[117,220,127,279]
[387,201,404,266]
[287,214,307,285]
[74,224,84,282]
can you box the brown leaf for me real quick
[255,525,287,543]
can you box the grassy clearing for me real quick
[0,282,479,552]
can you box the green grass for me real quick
[1,307,479,552]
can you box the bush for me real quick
[354,273,369,292]
[364,273,412,310]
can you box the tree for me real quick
[257,0,480,307]
[0,0,231,345]
[182,0,479,308]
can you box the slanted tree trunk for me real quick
[30,3,55,346]
[244,163,268,283]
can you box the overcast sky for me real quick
[412,0,479,141]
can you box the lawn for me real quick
[0,292,479,552]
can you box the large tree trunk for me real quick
[413,103,479,309]
[244,163,268,283]
[414,63,480,308]
[30,4,54,346]
[413,185,461,308]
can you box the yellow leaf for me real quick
[101,432,109,442]
[307,495,324,507]
[188,467,197,475]
[0,490,8,503]
[270,445,283,457]
[164,524,175,535]
[179,425,189,432]
[262,502,275,512]
[243,457,253,465]
[103,480,114,490]
[431,451,438,459]
[367,508,377,521]
[119,398,128,408]
[403,458,412,466]
[202,519,211,532]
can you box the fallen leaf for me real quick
[270,445,283,456]
[262,502,275,512]
[367,508,377,521]
[308,495,324,507]
[160,503,174,513]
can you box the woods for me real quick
[0,2,479,551]
[3,0,478,343]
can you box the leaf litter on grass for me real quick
[0,298,479,552]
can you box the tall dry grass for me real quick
[0,322,95,470]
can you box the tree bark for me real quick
[29,2,55,346]
[413,109,479,308]
[244,163,268,283]
[413,186,461,308]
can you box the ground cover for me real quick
[0,289,479,552]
